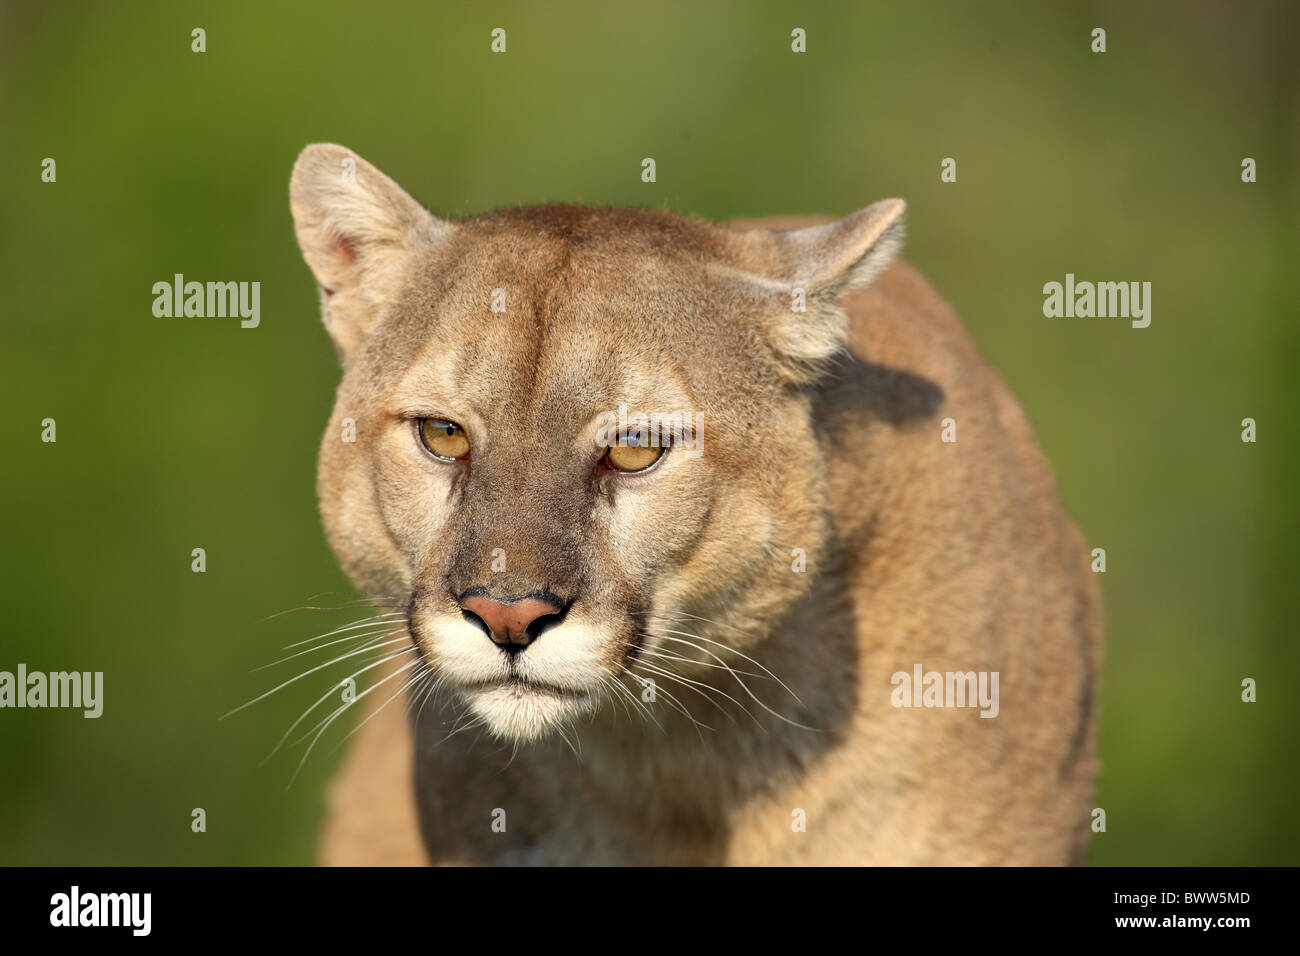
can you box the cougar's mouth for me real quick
[458,676,600,741]
[461,676,589,699]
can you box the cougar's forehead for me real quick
[374,234,726,433]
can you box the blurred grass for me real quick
[0,0,1295,864]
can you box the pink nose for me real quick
[460,595,561,648]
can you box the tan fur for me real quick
[293,145,1101,866]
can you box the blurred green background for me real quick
[1,0,1295,865]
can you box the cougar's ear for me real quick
[727,199,905,383]
[289,143,447,361]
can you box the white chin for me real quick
[463,680,596,741]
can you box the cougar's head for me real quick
[290,144,903,740]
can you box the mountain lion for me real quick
[289,144,1101,865]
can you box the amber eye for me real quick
[417,418,470,461]
[602,432,666,473]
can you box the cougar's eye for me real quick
[417,418,470,461]
[601,432,666,473]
